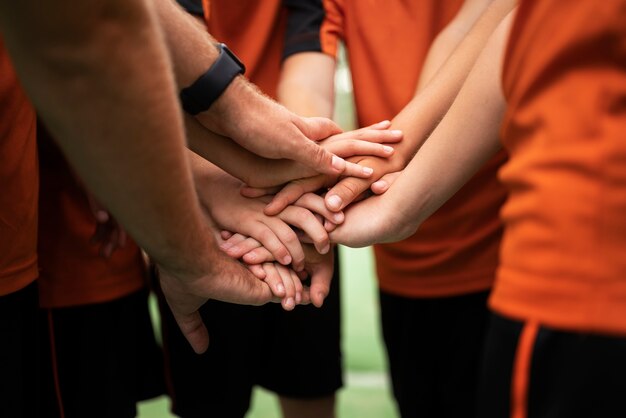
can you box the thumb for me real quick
[171,309,209,354]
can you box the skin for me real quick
[329,10,515,248]
[257,0,517,215]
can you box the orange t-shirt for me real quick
[322,0,507,297]
[202,0,286,96]
[0,41,39,297]
[492,0,626,334]
[36,126,146,308]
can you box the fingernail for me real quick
[331,155,345,171]
[246,253,256,262]
[362,166,374,175]
[320,243,330,254]
[282,255,292,265]
[327,195,342,210]
[295,292,302,304]
[383,145,394,153]
[378,120,391,127]
[333,213,344,223]
[316,292,326,307]
[284,297,295,310]
[391,130,402,136]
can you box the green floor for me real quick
[137,246,399,418]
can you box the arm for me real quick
[0,0,274,354]
[263,0,516,213]
[330,9,515,247]
[416,0,494,89]
[152,0,351,177]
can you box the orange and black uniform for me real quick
[0,39,52,418]
[35,125,164,418]
[320,1,507,416]
[158,2,341,417]
[478,1,626,417]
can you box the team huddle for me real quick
[1,0,625,418]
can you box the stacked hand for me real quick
[196,121,404,311]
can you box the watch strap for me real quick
[180,43,245,115]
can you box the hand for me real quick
[86,192,127,258]
[240,122,404,214]
[194,164,339,271]
[328,190,418,248]
[221,235,334,308]
[157,242,275,355]
[198,78,351,177]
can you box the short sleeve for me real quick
[319,0,344,58]
[282,0,326,60]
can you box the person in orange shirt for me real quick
[230,1,514,416]
[328,0,626,416]
[157,2,345,417]
[0,40,52,418]
[36,123,166,418]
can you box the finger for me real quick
[246,263,267,279]
[242,247,274,265]
[341,161,374,179]
[309,257,334,308]
[324,220,338,232]
[264,175,328,216]
[276,264,298,310]
[224,237,262,260]
[279,206,330,256]
[220,230,234,240]
[172,310,209,354]
[325,177,374,212]
[240,185,281,198]
[294,193,344,225]
[290,268,304,305]
[260,217,305,271]
[293,116,349,177]
[371,171,401,195]
[325,140,396,159]
[261,263,286,299]
[219,233,248,252]
[326,127,402,145]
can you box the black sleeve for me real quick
[176,0,204,17]
[282,0,325,60]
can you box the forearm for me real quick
[277,52,336,118]
[417,0,494,89]
[385,10,514,239]
[0,0,214,275]
[388,0,516,165]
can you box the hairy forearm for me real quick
[0,0,214,275]
[388,0,516,165]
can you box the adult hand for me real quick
[157,242,275,355]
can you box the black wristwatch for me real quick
[179,43,246,115]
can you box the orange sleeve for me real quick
[320,0,344,57]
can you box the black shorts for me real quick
[478,312,626,418]
[158,251,343,418]
[379,289,490,418]
[0,282,57,418]
[0,284,164,418]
